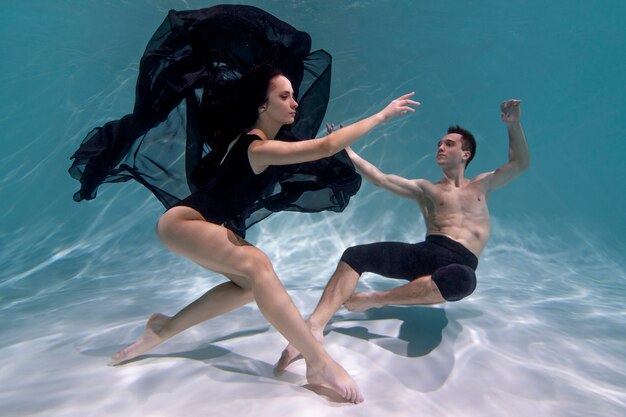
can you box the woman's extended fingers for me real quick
[390,92,420,116]
[395,93,420,111]
[396,92,420,104]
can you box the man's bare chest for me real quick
[428,187,488,216]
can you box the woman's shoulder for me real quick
[239,132,265,154]
[242,132,260,140]
[242,130,266,141]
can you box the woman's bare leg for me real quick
[111,279,253,365]
[112,207,363,403]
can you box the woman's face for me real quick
[261,75,298,126]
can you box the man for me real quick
[275,99,529,373]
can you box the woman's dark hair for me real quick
[200,64,282,138]
[238,64,285,129]
[199,64,283,141]
[448,125,476,167]
[192,65,284,186]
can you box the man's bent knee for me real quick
[431,264,477,302]
[340,247,366,276]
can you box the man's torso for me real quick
[416,177,490,257]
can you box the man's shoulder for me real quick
[469,171,495,184]
[416,178,438,187]
[461,172,496,196]
[414,178,432,186]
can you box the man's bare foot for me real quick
[344,292,381,312]
[305,356,364,404]
[109,313,171,365]
[274,344,303,375]
[274,323,324,375]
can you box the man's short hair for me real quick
[448,125,476,167]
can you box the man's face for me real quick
[436,133,467,167]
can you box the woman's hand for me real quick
[378,92,420,122]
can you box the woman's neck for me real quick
[249,119,281,140]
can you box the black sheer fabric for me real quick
[69,5,361,236]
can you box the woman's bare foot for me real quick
[343,292,381,312]
[274,323,324,375]
[109,313,171,365]
[305,356,364,404]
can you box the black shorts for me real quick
[340,235,478,302]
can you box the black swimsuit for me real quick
[174,133,278,229]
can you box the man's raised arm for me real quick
[485,99,530,191]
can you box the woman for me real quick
[70,6,418,403]
[111,65,417,403]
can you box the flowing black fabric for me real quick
[68,5,361,236]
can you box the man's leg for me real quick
[275,240,477,372]
[275,261,360,373]
[308,262,361,330]
[346,262,477,310]
[344,274,445,312]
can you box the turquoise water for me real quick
[1,1,625,416]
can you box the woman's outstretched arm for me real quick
[248,92,419,171]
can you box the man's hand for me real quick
[500,99,521,125]
[325,123,343,134]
